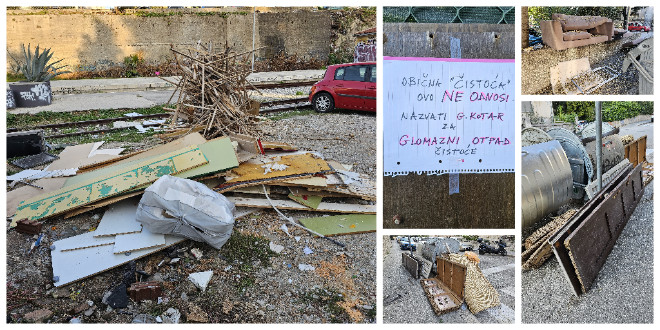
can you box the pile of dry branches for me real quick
[166,42,263,139]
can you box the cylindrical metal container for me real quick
[521,127,553,147]
[585,134,626,174]
[522,140,573,229]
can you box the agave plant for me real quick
[10,43,70,82]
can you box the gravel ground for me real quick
[249,86,312,103]
[382,237,515,323]
[260,112,377,177]
[6,111,376,324]
[521,180,654,323]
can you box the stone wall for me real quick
[6,9,331,71]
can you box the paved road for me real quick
[521,180,654,323]
[7,70,324,114]
[383,238,515,323]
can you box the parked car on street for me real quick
[399,237,416,251]
[309,62,376,113]
[628,22,651,32]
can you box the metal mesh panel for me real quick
[383,7,413,22]
[411,7,460,23]
[384,7,515,24]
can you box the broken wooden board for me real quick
[172,136,238,178]
[226,153,331,183]
[217,154,333,192]
[298,214,376,236]
[277,176,328,188]
[261,140,297,152]
[7,142,129,217]
[12,146,207,226]
[287,193,323,209]
[58,234,115,252]
[93,198,143,237]
[448,253,500,314]
[229,132,261,154]
[233,185,270,194]
[51,232,185,287]
[63,191,143,219]
[46,142,124,171]
[287,186,351,198]
[113,228,166,254]
[6,178,67,218]
[64,133,207,187]
[226,197,376,214]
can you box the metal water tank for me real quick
[521,140,573,229]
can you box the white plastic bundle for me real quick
[136,175,235,249]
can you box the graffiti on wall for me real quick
[354,42,376,62]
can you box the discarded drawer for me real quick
[128,281,163,302]
[402,253,421,278]
[15,218,42,234]
[550,163,644,295]
[624,135,647,167]
[420,257,466,315]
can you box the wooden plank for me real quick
[62,191,143,219]
[64,133,207,187]
[51,232,185,287]
[93,197,143,237]
[288,193,323,209]
[12,146,207,226]
[298,214,376,236]
[278,176,328,188]
[60,137,237,218]
[565,163,645,293]
[226,196,376,214]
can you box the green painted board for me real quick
[64,137,236,187]
[174,137,238,178]
[288,193,323,209]
[12,146,207,225]
[298,214,377,237]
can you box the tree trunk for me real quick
[522,6,530,48]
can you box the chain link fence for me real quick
[384,7,515,24]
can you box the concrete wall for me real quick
[6,10,331,71]
[384,23,515,59]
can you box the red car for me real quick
[309,62,376,113]
[628,22,651,32]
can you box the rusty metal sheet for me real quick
[550,163,644,295]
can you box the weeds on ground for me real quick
[267,109,315,121]
[7,106,169,129]
[221,231,277,292]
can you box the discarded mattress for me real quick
[137,175,235,249]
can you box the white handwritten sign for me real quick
[384,57,515,176]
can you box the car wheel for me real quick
[313,93,334,113]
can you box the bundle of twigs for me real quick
[166,42,264,139]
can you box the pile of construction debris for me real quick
[8,130,375,289]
